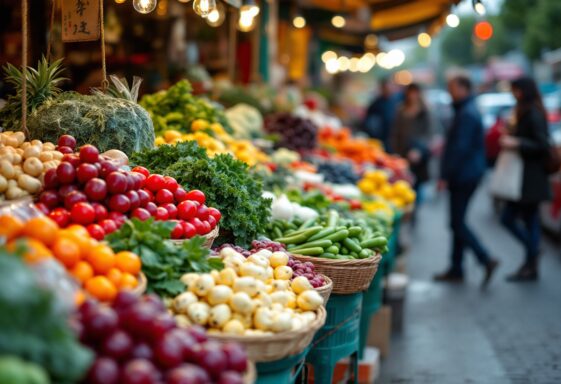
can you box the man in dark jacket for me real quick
[435,75,499,287]
[362,79,399,150]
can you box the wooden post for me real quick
[228,7,238,82]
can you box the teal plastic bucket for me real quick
[255,347,310,384]
[306,292,362,384]
[358,265,384,358]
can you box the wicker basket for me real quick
[170,226,219,249]
[130,272,147,297]
[207,306,326,362]
[315,274,333,304]
[292,254,383,294]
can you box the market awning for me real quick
[302,0,460,40]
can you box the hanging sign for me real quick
[62,0,101,42]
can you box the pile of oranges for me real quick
[0,215,142,302]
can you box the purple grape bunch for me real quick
[214,243,252,257]
[78,291,248,384]
[249,239,286,253]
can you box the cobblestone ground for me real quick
[380,180,561,384]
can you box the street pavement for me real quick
[380,179,561,384]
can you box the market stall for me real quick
[0,0,458,383]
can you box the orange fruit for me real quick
[21,216,58,246]
[106,268,123,287]
[56,228,92,257]
[115,251,141,275]
[66,224,90,238]
[8,238,53,264]
[86,244,115,274]
[0,215,24,241]
[52,237,81,268]
[85,276,117,302]
[71,261,94,283]
[74,289,86,307]
[119,273,139,290]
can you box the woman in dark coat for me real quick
[499,77,551,281]
[391,83,433,209]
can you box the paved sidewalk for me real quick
[380,181,561,384]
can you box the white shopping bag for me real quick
[490,150,523,201]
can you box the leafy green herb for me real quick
[106,218,223,297]
[0,248,93,384]
[131,142,272,247]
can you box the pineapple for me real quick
[0,57,66,130]
[97,75,143,102]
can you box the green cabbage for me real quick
[26,92,155,155]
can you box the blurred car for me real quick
[476,92,516,130]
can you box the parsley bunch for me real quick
[106,218,223,297]
[131,142,272,247]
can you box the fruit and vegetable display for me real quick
[0,214,143,302]
[0,131,62,200]
[267,210,388,259]
[225,104,264,140]
[78,291,250,384]
[131,142,271,247]
[155,118,269,166]
[0,59,155,155]
[37,136,221,240]
[140,80,232,135]
[318,127,408,174]
[264,113,318,151]
[215,240,327,288]
[107,219,223,297]
[316,160,360,185]
[170,246,324,335]
[358,170,416,209]
[0,249,93,383]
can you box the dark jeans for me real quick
[500,202,540,265]
[449,182,491,276]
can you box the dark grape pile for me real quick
[316,160,360,185]
[77,291,248,384]
[264,113,318,151]
[249,239,286,253]
[287,259,325,288]
[214,243,252,257]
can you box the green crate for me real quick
[306,292,362,384]
[255,347,310,384]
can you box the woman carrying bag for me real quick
[499,77,551,282]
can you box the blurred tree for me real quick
[440,16,514,66]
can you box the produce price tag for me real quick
[62,0,100,42]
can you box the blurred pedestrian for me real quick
[499,77,551,282]
[434,75,499,287]
[391,83,433,218]
[362,78,399,150]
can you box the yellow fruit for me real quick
[155,137,166,146]
[164,130,182,142]
[191,119,209,132]
[358,179,375,194]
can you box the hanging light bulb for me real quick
[193,0,216,18]
[417,32,431,48]
[473,0,486,15]
[446,13,460,28]
[238,11,256,32]
[206,2,226,26]
[133,0,157,13]
[177,0,191,3]
[240,0,260,18]
[331,14,346,28]
[293,16,306,29]
[115,0,126,4]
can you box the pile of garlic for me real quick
[171,247,324,336]
[0,131,62,200]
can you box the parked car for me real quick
[476,92,516,131]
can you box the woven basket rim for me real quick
[292,253,382,266]
[208,306,327,342]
